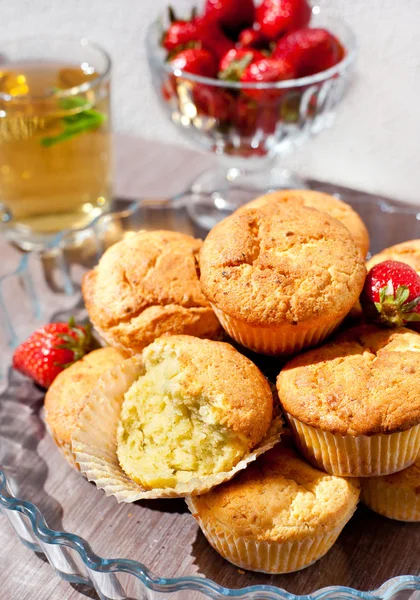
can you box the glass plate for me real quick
[1,191,420,600]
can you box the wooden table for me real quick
[1,135,419,600]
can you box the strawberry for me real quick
[204,0,256,37]
[219,48,265,81]
[12,318,92,388]
[273,28,344,77]
[193,84,235,121]
[256,0,312,41]
[163,16,233,62]
[238,28,268,50]
[169,48,217,77]
[361,260,420,328]
[234,96,278,137]
[162,20,200,52]
[240,57,295,102]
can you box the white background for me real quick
[3,0,420,204]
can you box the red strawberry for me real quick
[273,28,344,77]
[234,96,258,135]
[163,17,233,62]
[193,84,235,121]
[204,0,256,37]
[162,20,199,51]
[12,318,92,388]
[361,260,420,328]
[169,48,217,77]
[256,0,311,40]
[238,28,268,50]
[240,57,295,102]
[219,48,265,81]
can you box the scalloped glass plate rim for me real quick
[1,469,420,599]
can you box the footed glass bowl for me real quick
[1,188,420,600]
[146,4,357,228]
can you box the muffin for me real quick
[277,325,420,477]
[366,239,420,273]
[45,347,127,468]
[187,441,360,573]
[82,230,221,354]
[361,457,420,521]
[199,202,366,355]
[235,189,370,257]
[72,335,282,501]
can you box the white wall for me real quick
[4,0,420,204]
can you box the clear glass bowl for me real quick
[146,4,357,228]
[1,191,420,600]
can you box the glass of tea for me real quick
[0,38,112,250]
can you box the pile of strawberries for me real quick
[160,0,345,134]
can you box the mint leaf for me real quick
[40,94,106,148]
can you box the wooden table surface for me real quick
[1,135,419,600]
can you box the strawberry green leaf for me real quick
[401,296,420,312]
[404,312,420,322]
[395,285,410,305]
[219,53,254,81]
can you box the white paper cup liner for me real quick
[187,497,356,574]
[72,357,283,502]
[287,413,420,477]
[44,412,79,471]
[211,306,343,356]
[361,473,420,522]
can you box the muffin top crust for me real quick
[200,203,366,326]
[277,325,420,436]
[82,230,220,352]
[189,441,360,542]
[366,239,420,273]
[235,189,369,257]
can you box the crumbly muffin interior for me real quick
[116,344,249,489]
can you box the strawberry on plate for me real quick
[169,48,217,77]
[204,0,256,37]
[219,48,265,81]
[240,57,296,102]
[273,28,344,77]
[13,318,92,388]
[256,0,312,40]
[361,260,420,328]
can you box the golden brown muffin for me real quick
[82,230,221,354]
[366,239,420,273]
[235,189,370,257]
[200,203,366,355]
[361,457,420,521]
[187,441,360,573]
[45,347,126,468]
[277,325,420,476]
[116,335,274,490]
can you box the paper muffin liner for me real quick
[72,357,283,503]
[361,476,420,522]
[186,497,354,574]
[211,307,343,356]
[44,414,79,471]
[286,413,420,477]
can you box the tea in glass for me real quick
[0,38,112,249]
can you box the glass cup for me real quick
[0,37,112,250]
